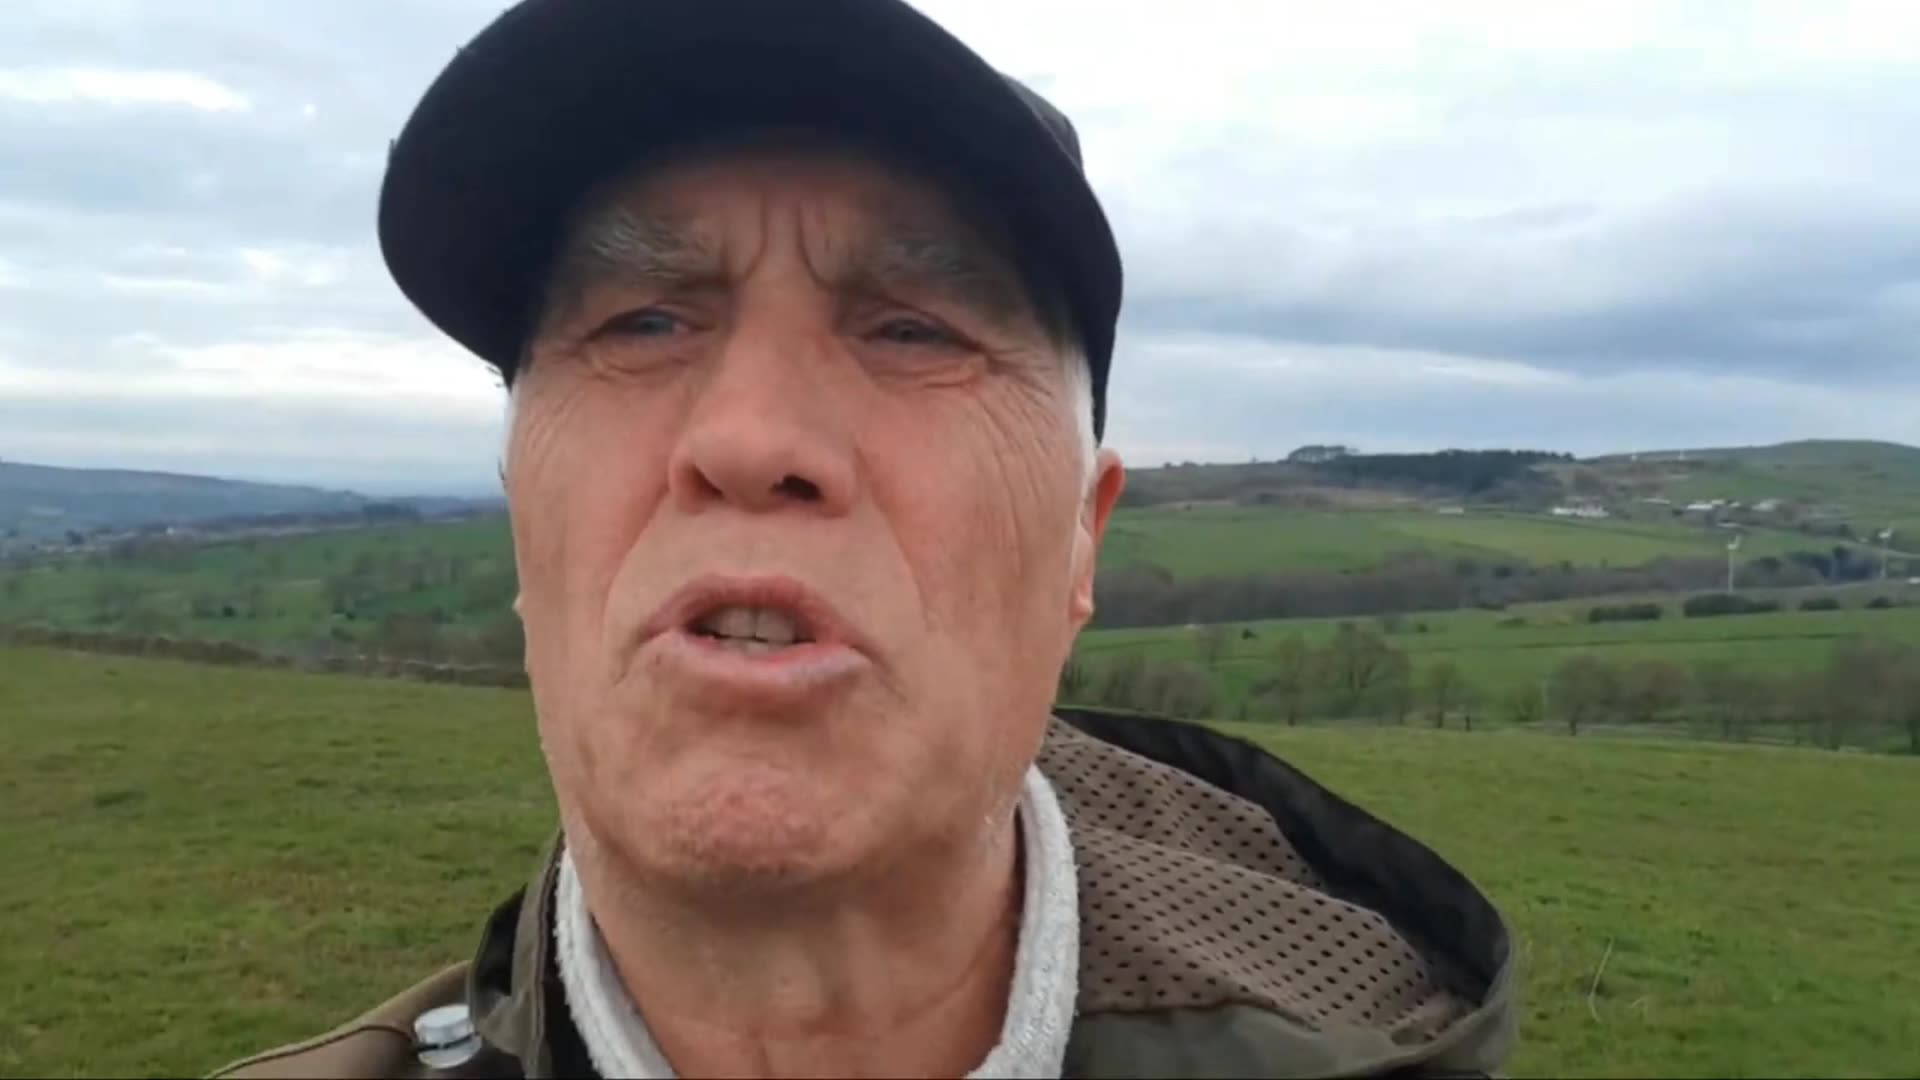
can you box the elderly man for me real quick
[217,0,1513,1077]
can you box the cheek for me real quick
[507,379,672,652]
[868,397,1081,652]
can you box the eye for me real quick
[870,317,959,348]
[596,308,686,339]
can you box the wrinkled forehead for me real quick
[534,129,1068,335]
[590,131,988,232]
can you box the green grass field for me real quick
[1100,506,1817,579]
[0,506,1834,646]
[1653,442,1920,535]
[4,646,1916,1077]
[1079,592,1920,733]
[0,518,519,649]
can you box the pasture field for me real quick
[1652,441,1920,536]
[4,646,1917,1077]
[1098,506,1814,579]
[0,505,1837,648]
[1078,590,1920,721]
[0,517,518,647]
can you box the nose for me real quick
[666,317,859,517]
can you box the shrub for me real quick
[1683,593,1783,618]
[1798,596,1843,612]
[1866,596,1900,610]
[1588,602,1663,623]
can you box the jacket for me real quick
[212,709,1517,1078]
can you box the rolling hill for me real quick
[1,440,1912,649]
[0,461,502,545]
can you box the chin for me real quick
[614,757,880,893]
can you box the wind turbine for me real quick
[1725,531,1743,594]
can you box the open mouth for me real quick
[686,604,817,655]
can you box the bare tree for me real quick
[1693,661,1772,741]
[1457,679,1483,731]
[1550,654,1618,736]
[1824,637,1908,750]
[1141,660,1220,719]
[1502,683,1545,728]
[1318,623,1399,716]
[1617,659,1691,725]
[1255,634,1314,726]
[1421,660,1464,728]
[1898,660,1920,756]
[1380,650,1415,725]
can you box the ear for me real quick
[1068,447,1125,629]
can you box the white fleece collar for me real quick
[555,765,1080,1079]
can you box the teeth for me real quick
[693,605,804,646]
[718,638,780,656]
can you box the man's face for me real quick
[507,140,1124,894]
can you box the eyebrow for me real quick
[542,206,719,301]
[540,204,1033,328]
[846,221,1029,324]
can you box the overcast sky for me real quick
[2,1,1916,494]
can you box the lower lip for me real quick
[643,629,869,702]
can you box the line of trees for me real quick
[1529,640,1920,752]
[1307,449,1572,495]
[1070,625,1463,729]
[1068,625,1920,755]
[1091,554,1732,629]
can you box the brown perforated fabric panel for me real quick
[1038,721,1467,1041]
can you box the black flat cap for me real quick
[378,0,1124,439]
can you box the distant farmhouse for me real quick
[1551,504,1611,520]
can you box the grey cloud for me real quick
[1119,183,1920,387]
[1104,338,1920,464]
[0,386,503,494]
[3,0,1917,493]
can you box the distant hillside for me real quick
[1576,440,1920,538]
[1123,440,1920,540]
[0,461,497,543]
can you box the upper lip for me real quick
[640,574,867,653]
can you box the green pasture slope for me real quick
[1099,506,1814,579]
[1649,440,1920,538]
[4,646,1917,1077]
[1,504,1829,642]
[1079,596,1920,726]
[0,517,518,645]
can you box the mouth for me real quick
[635,576,871,702]
[686,603,817,655]
[641,575,865,660]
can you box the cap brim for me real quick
[378,0,1120,435]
